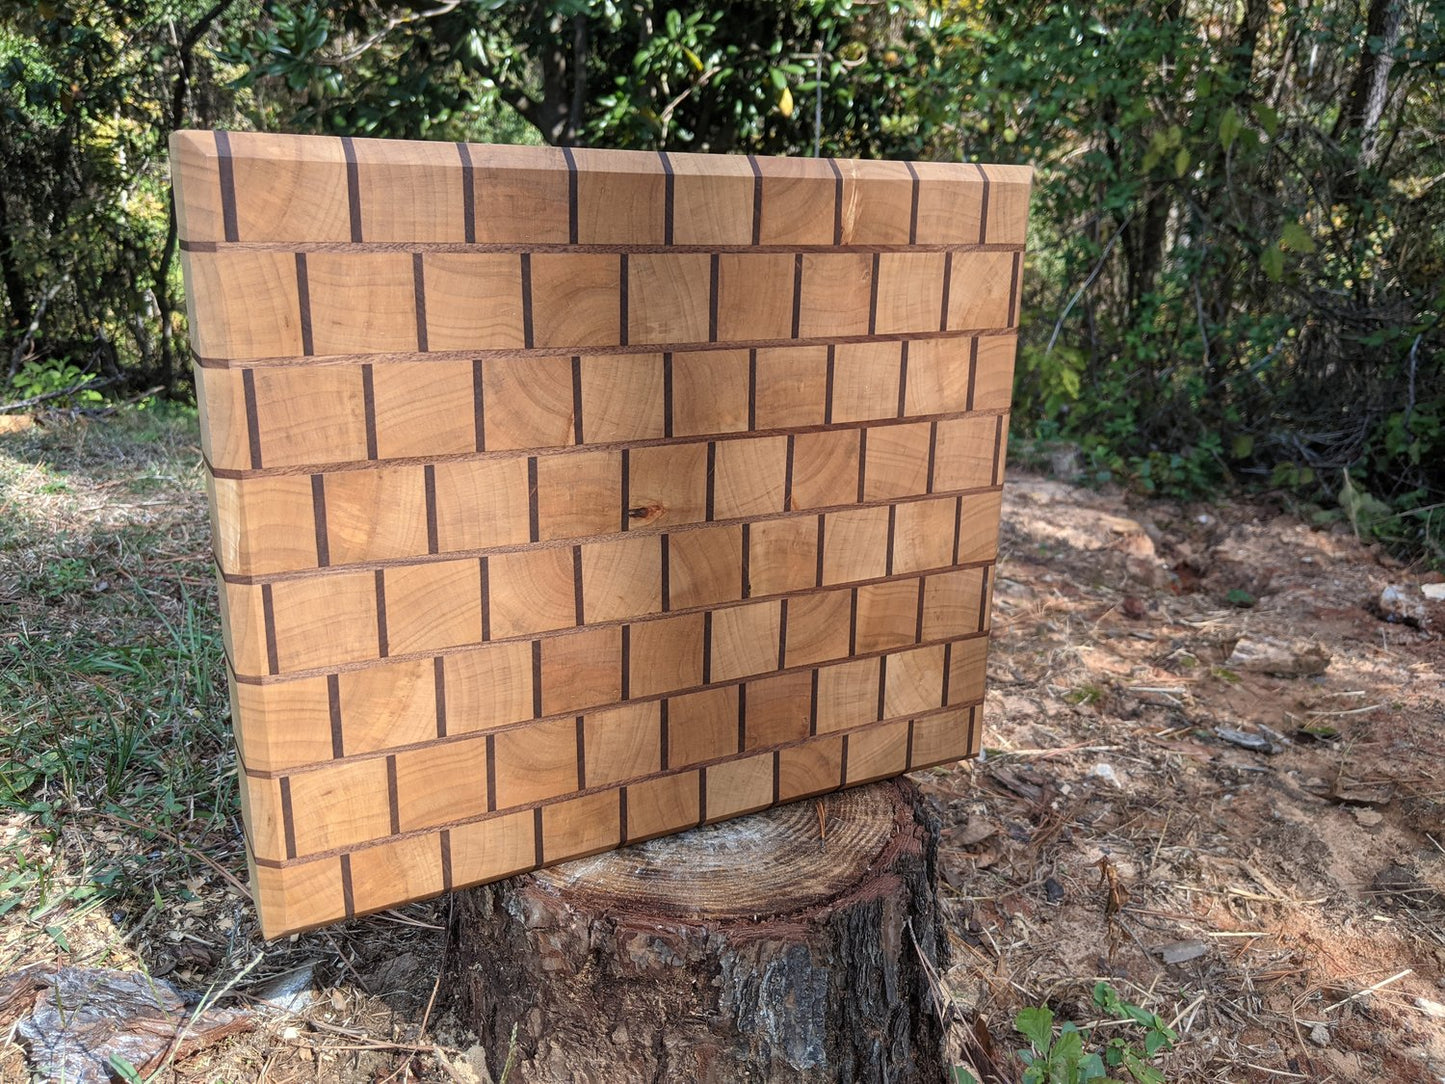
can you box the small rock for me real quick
[1044,877,1065,904]
[1423,583,1445,602]
[611,1023,630,1045]
[1376,584,1429,628]
[1122,596,1148,620]
[954,816,998,848]
[1089,763,1122,787]
[1309,1022,1330,1046]
[1125,555,1175,590]
[251,963,316,1014]
[1353,808,1384,828]
[447,1046,495,1084]
[1214,726,1284,755]
[1417,997,1445,1019]
[1226,636,1330,677]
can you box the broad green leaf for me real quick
[1173,147,1189,177]
[1094,983,1122,1011]
[1219,107,1241,151]
[1015,1006,1055,1051]
[1260,244,1284,282]
[1253,102,1279,137]
[1144,1028,1174,1055]
[1280,221,1315,253]
[1053,1027,1084,1063]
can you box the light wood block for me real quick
[753,346,829,429]
[837,160,914,245]
[854,578,923,654]
[777,738,844,801]
[540,626,622,717]
[625,771,701,841]
[348,834,446,916]
[670,350,750,436]
[627,613,705,698]
[844,720,910,784]
[791,429,861,510]
[668,686,740,768]
[742,670,813,750]
[174,130,1028,936]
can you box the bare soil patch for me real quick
[939,475,1445,1082]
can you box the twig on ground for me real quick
[1322,969,1412,1012]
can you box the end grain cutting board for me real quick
[171,130,1031,938]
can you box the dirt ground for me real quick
[938,475,1445,1082]
[2,414,1443,1082]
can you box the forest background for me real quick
[2,0,1443,562]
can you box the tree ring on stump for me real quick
[531,784,902,920]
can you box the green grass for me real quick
[0,405,245,971]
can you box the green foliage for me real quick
[0,1,252,398]
[9,358,105,408]
[1014,984,1177,1084]
[107,1054,146,1083]
[960,0,1444,562]
[221,0,956,158]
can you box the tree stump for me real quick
[450,779,950,1084]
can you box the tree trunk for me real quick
[0,180,33,339]
[1336,0,1405,168]
[450,779,950,1084]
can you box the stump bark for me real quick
[450,779,950,1084]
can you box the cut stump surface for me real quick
[451,778,949,1083]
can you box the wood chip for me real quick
[1226,635,1330,677]
[1156,940,1209,964]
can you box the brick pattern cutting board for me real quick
[171,130,1031,938]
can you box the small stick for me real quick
[418,897,454,1037]
[1323,968,1413,1012]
